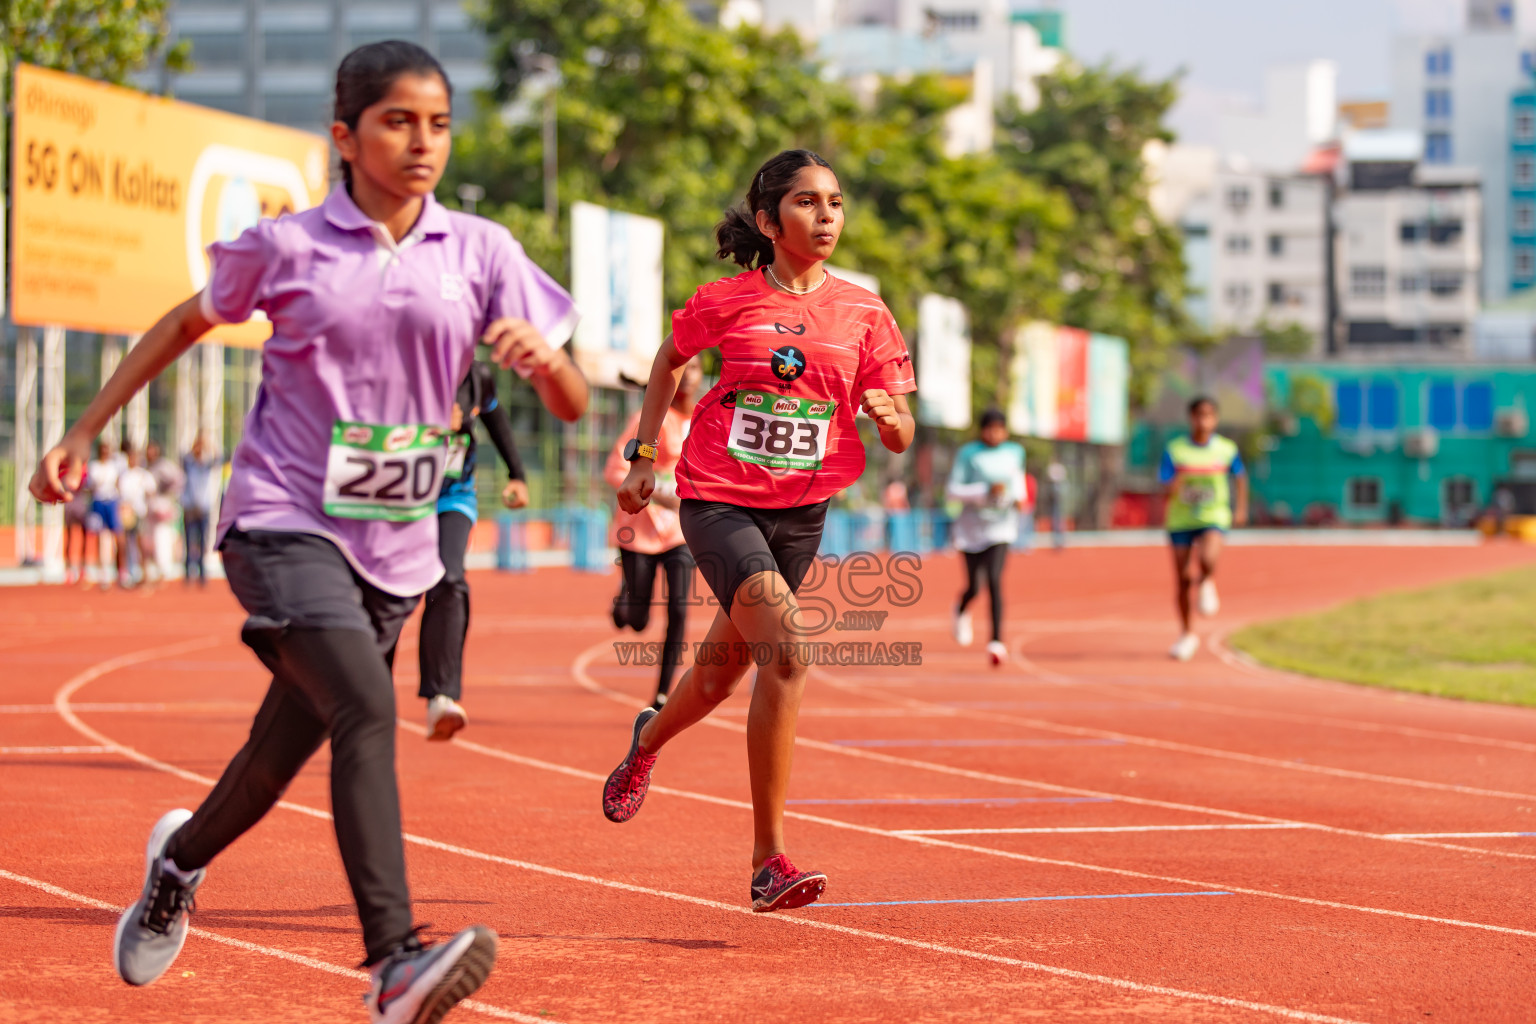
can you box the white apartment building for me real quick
[1334,140,1482,359]
[1219,61,1338,174]
[1183,167,1330,349]
[1389,0,1536,302]
[763,0,1063,113]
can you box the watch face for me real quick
[623,439,639,461]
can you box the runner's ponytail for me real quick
[715,149,835,268]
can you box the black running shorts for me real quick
[679,499,828,615]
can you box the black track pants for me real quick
[957,542,1009,643]
[419,510,473,701]
[167,530,418,965]
[615,544,695,698]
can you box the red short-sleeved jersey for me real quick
[672,268,915,508]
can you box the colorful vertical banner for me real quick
[1087,333,1129,444]
[1007,320,1057,437]
[1055,326,1090,441]
[916,293,972,429]
[571,200,664,387]
[1008,320,1129,444]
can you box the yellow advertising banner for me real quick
[12,63,330,346]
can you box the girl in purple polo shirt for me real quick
[31,42,587,1024]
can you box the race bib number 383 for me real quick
[323,421,446,522]
[726,391,837,471]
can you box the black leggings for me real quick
[167,530,419,965]
[615,544,694,698]
[958,543,1008,643]
[419,510,473,701]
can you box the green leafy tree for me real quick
[2,0,188,85]
[455,0,1191,425]
[454,0,842,317]
[997,64,1196,407]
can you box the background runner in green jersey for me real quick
[1160,396,1248,662]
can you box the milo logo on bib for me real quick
[725,389,837,471]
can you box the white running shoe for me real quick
[114,809,204,986]
[1169,633,1200,662]
[426,695,467,742]
[366,925,497,1024]
[953,610,974,647]
[1198,579,1220,617]
[986,640,1008,666]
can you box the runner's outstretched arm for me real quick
[31,294,213,502]
[479,398,530,509]
[617,336,688,514]
[479,400,525,482]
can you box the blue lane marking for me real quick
[832,738,1124,748]
[811,891,1233,908]
[786,797,1113,806]
[939,701,1183,711]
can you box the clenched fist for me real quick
[860,388,901,431]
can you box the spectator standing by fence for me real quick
[86,441,128,589]
[181,434,216,586]
[1044,457,1069,550]
[146,441,185,583]
[118,447,159,587]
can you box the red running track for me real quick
[3,542,1536,1023]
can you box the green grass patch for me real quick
[1230,565,1536,707]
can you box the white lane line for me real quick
[842,649,1536,804]
[715,707,916,717]
[0,868,553,1024]
[988,623,1536,755]
[1385,832,1536,839]
[0,745,114,754]
[52,644,1375,1023]
[798,657,1536,863]
[897,824,1312,836]
[561,643,1536,936]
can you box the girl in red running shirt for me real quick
[601,149,916,912]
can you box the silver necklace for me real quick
[766,264,828,295]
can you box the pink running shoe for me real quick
[602,708,659,823]
[751,855,827,912]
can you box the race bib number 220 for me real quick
[726,390,837,471]
[323,421,446,521]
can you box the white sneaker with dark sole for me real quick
[986,640,1008,666]
[426,696,467,742]
[367,925,497,1024]
[113,809,204,986]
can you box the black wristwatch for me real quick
[623,438,658,462]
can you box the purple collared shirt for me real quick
[203,188,577,596]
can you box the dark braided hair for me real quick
[715,149,835,268]
[333,41,452,187]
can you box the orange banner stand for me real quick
[11,64,330,347]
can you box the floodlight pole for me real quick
[539,59,558,228]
